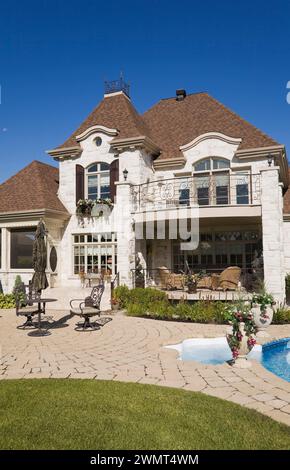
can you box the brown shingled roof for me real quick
[143,92,279,160]
[59,92,151,149]
[0,161,68,214]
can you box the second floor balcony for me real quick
[131,173,261,214]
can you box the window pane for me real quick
[236,184,249,204]
[87,164,98,173]
[197,187,209,205]
[88,175,98,199]
[10,229,35,269]
[213,159,230,169]
[216,186,228,205]
[100,163,110,171]
[179,188,190,205]
[194,159,210,172]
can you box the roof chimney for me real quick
[176,89,186,101]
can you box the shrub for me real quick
[285,274,290,295]
[0,293,16,309]
[113,285,131,308]
[272,306,290,324]
[114,286,167,310]
[12,275,26,307]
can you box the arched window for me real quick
[193,157,231,206]
[193,157,230,172]
[86,162,110,200]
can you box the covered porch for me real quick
[133,217,263,299]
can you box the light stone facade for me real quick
[0,93,289,303]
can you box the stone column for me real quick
[115,181,135,288]
[261,167,285,303]
[0,228,9,292]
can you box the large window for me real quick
[10,228,35,269]
[86,162,110,200]
[192,158,250,206]
[73,233,117,276]
[173,230,261,273]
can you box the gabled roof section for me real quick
[0,161,68,214]
[143,92,280,161]
[55,92,152,150]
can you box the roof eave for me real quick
[111,135,160,156]
[235,145,289,187]
[46,146,81,161]
[0,208,70,223]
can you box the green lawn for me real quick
[0,379,289,450]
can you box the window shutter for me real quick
[110,159,119,201]
[76,164,84,204]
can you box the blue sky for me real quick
[0,0,290,182]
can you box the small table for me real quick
[28,298,57,337]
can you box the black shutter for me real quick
[110,159,119,202]
[76,164,84,204]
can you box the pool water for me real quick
[262,338,290,382]
[166,337,290,382]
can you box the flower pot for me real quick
[111,303,120,311]
[187,283,197,294]
[252,304,273,333]
[226,322,252,368]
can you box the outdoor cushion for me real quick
[218,266,241,290]
[17,305,38,315]
[71,307,100,317]
[197,276,212,289]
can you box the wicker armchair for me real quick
[157,267,185,290]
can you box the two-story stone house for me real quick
[0,80,289,302]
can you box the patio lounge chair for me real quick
[70,284,105,331]
[157,266,185,290]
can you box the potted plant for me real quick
[251,290,274,335]
[185,273,197,293]
[76,199,94,217]
[111,296,120,311]
[225,301,257,368]
[184,270,204,293]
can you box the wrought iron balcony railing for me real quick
[131,173,261,212]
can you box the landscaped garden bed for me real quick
[113,286,290,324]
[0,379,289,449]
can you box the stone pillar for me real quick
[115,181,135,288]
[261,167,285,303]
[0,228,9,292]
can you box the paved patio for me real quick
[1,308,290,426]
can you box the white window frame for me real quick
[72,233,117,276]
[85,162,110,200]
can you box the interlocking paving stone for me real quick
[0,308,290,424]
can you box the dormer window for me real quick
[86,162,110,200]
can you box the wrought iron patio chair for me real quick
[15,282,40,329]
[70,284,105,331]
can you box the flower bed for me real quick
[113,286,290,324]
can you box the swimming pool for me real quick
[166,337,290,382]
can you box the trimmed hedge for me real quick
[113,286,290,324]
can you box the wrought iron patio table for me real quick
[27,298,57,337]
